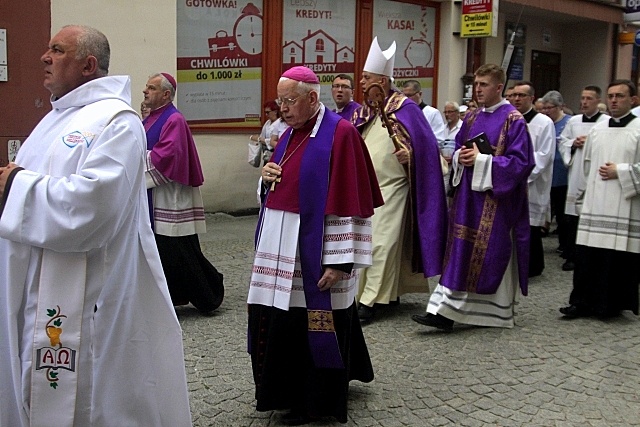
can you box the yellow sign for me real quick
[460,0,498,38]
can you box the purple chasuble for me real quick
[256,110,344,369]
[353,91,447,278]
[441,103,534,295]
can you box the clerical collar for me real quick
[482,98,509,113]
[582,111,601,123]
[293,104,324,137]
[609,112,636,128]
[522,108,538,123]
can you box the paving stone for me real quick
[180,214,640,426]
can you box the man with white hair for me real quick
[541,90,571,262]
[442,101,462,195]
[443,101,462,157]
[353,37,447,323]
[143,72,224,314]
[253,66,382,424]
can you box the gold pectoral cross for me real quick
[270,175,282,192]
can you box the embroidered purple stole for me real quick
[143,105,177,228]
[256,110,344,369]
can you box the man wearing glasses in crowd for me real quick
[511,81,555,278]
[331,74,361,120]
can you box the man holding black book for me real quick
[412,64,535,330]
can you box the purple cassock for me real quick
[334,100,361,121]
[442,103,535,296]
[353,90,447,278]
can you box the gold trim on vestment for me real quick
[307,310,336,332]
[447,109,523,292]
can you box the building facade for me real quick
[0,0,634,212]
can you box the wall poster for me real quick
[282,1,357,109]
[177,1,263,128]
[373,0,437,105]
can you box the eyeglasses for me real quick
[444,110,458,114]
[541,105,559,111]
[331,84,352,90]
[512,93,530,99]
[276,93,307,107]
[403,91,418,98]
[264,110,273,113]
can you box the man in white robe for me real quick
[512,81,556,277]
[0,25,191,427]
[558,86,609,271]
[560,79,640,318]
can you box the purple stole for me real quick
[256,110,344,369]
[143,105,177,228]
[335,101,361,121]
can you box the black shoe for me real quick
[358,304,376,322]
[281,411,311,426]
[561,261,575,271]
[559,304,591,318]
[411,313,453,331]
[388,297,400,306]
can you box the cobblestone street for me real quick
[180,213,640,426]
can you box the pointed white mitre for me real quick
[363,36,396,77]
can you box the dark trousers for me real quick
[564,214,579,262]
[550,185,568,250]
[529,226,544,277]
[570,245,640,316]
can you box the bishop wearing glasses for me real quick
[248,66,383,425]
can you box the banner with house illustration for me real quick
[373,0,437,105]
[177,1,263,127]
[282,2,357,108]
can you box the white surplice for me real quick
[526,112,556,226]
[0,76,191,427]
[558,113,609,216]
[577,115,640,252]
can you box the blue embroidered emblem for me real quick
[61,131,96,148]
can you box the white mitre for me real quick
[363,36,396,77]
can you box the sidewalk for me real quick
[180,213,640,426]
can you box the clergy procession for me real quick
[1,22,640,427]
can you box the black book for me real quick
[464,132,493,155]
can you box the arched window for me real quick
[315,39,324,52]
